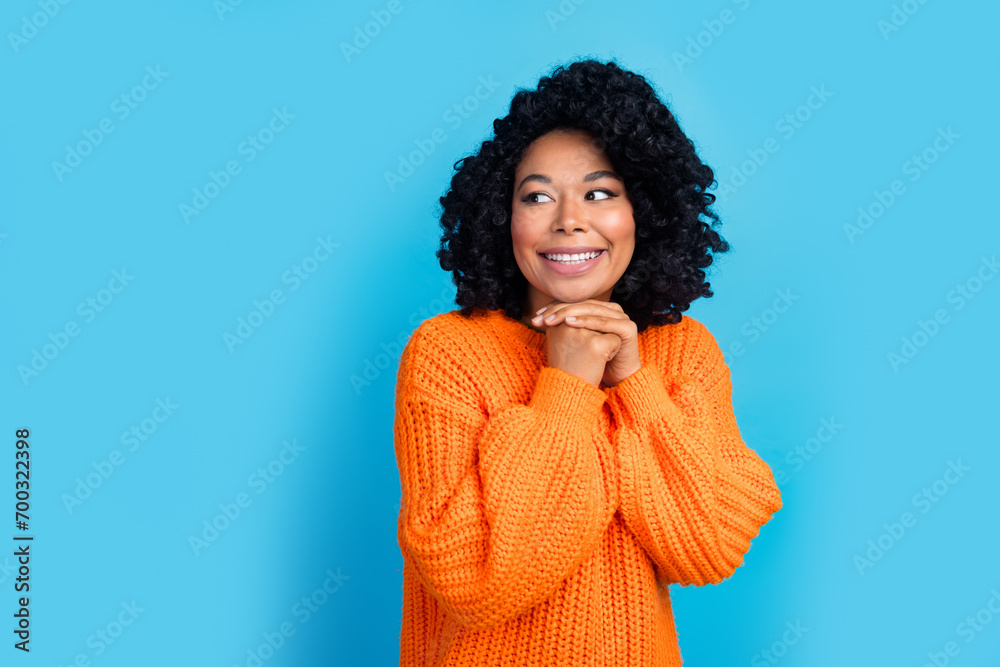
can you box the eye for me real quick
[586,189,618,201]
[522,192,554,204]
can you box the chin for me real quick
[548,288,606,303]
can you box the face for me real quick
[510,129,636,320]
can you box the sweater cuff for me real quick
[606,364,683,429]
[529,366,607,421]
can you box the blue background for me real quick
[2,1,998,665]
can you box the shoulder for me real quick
[405,308,489,357]
[677,315,723,354]
[397,308,492,395]
[639,313,720,351]
[640,314,729,386]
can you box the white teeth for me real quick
[542,250,603,264]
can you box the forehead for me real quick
[516,129,612,172]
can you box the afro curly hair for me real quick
[436,58,729,333]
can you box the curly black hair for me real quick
[436,58,729,333]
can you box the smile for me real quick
[538,249,606,275]
[540,249,605,264]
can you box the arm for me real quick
[604,320,782,586]
[394,334,617,631]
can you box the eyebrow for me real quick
[516,170,622,192]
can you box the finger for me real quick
[546,313,632,340]
[535,308,621,328]
[536,300,623,319]
[573,298,623,311]
[535,298,610,318]
[534,299,563,316]
[531,302,570,324]
[532,300,562,318]
[533,301,628,327]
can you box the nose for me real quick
[552,197,589,233]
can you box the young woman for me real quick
[393,59,782,666]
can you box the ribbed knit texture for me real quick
[393,308,782,666]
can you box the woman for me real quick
[393,59,782,666]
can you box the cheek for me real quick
[509,215,533,258]
[610,210,635,245]
[611,212,636,265]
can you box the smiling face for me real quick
[510,128,636,326]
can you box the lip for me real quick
[539,246,606,254]
[538,248,606,275]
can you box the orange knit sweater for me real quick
[393,307,782,666]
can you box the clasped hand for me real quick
[530,299,642,388]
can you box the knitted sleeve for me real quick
[393,330,616,631]
[604,319,782,586]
